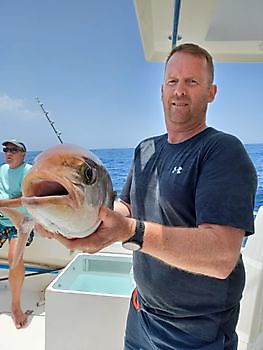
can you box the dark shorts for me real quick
[0,223,34,248]
[124,289,238,350]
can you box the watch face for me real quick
[122,241,141,251]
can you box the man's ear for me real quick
[208,84,217,103]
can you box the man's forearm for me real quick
[0,197,22,208]
[141,221,244,279]
[111,200,244,278]
[114,199,131,217]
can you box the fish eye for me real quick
[80,162,96,185]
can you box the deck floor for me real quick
[0,271,56,350]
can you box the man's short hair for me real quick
[165,43,214,84]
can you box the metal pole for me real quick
[36,97,63,144]
[0,267,62,282]
[172,0,182,48]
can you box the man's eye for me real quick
[167,80,177,85]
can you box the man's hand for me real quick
[55,207,135,253]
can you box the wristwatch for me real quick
[122,220,145,251]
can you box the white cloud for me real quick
[0,94,36,120]
[0,94,49,150]
[0,94,24,111]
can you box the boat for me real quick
[1,0,263,349]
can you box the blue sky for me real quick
[0,0,262,151]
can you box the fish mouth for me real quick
[22,179,74,206]
[30,180,68,197]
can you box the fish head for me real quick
[22,144,115,238]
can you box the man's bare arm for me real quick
[53,204,244,279]
[142,221,244,279]
[114,199,131,217]
[0,197,22,208]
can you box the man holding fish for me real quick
[0,43,258,349]
[0,140,34,329]
[46,44,256,350]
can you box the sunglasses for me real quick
[3,147,21,154]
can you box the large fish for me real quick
[0,144,115,267]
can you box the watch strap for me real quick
[122,220,145,251]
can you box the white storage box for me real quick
[45,252,133,350]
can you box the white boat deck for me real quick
[0,234,75,349]
[0,271,55,350]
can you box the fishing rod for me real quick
[36,96,63,144]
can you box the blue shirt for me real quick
[120,127,257,342]
[0,162,32,226]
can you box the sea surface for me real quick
[0,145,262,212]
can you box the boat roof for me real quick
[133,0,263,62]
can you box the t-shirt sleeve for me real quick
[120,165,133,204]
[196,135,257,235]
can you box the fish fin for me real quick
[0,208,34,269]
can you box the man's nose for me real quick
[173,82,186,96]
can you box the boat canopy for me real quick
[133,0,263,62]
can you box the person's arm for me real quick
[0,197,22,208]
[114,198,131,217]
[141,220,244,279]
[54,206,244,280]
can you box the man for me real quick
[0,140,33,329]
[37,44,257,349]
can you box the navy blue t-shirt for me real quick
[120,127,257,342]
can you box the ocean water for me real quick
[0,145,262,212]
[244,144,263,212]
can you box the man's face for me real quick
[3,143,25,169]
[161,51,217,134]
